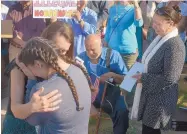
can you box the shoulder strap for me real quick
[106,48,112,69]
[108,8,131,44]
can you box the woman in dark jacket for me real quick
[133,6,185,134]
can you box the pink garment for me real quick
[91,90,98,103]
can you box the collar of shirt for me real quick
[83,47,110,76]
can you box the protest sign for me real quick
[33,0,77,18]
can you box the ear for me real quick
[169,20,175,27]
[34,60,43,68]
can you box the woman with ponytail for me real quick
[19,37,91,134]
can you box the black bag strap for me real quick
[108,8,131,44]
[4,58,17,76]
[106,48,112,69]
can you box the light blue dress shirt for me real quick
[59,7,97,57]
[79,47,128,114]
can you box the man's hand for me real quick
[72,11,81,22]
[100,72,114,83]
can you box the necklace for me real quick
[114,4,127,22]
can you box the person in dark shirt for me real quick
[6,1,46,62]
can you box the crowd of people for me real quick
[1,0,187,134]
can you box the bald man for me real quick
[79,34,129,134]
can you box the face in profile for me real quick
[27,60,50,79]
[53,33,71,55]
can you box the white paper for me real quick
[120,62,144,92]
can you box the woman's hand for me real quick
[132,73,142,83]
[71,11,81,22]
[15,56,36,80]
[29,87,62,113]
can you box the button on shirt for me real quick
[79,47,128,113]
[59,7,97,57]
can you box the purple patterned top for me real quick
[6,3,46,41]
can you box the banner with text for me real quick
[33,0,77,18]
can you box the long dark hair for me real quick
[41,21,74,59]
[18,37,93,111]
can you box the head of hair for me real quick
[155,6,182,25]
[114,1,133,5]
[41,23,96,92]
[41,21,74,59]
[19,37,93,111]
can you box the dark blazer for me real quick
[138,36,185,129]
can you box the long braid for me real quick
[57,50,96,92]
[49,59,84,111]
[19,37,83,111]
[40,40,84,111]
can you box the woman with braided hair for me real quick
[19,37,91,134]
[2,21,93,134]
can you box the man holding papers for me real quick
[79,34,129,134]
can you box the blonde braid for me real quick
[49,59,84,111]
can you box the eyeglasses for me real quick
[155,8,173,21]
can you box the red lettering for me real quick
[58,10,65,17]
[34,10,40,16]
[39,10,44,16]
